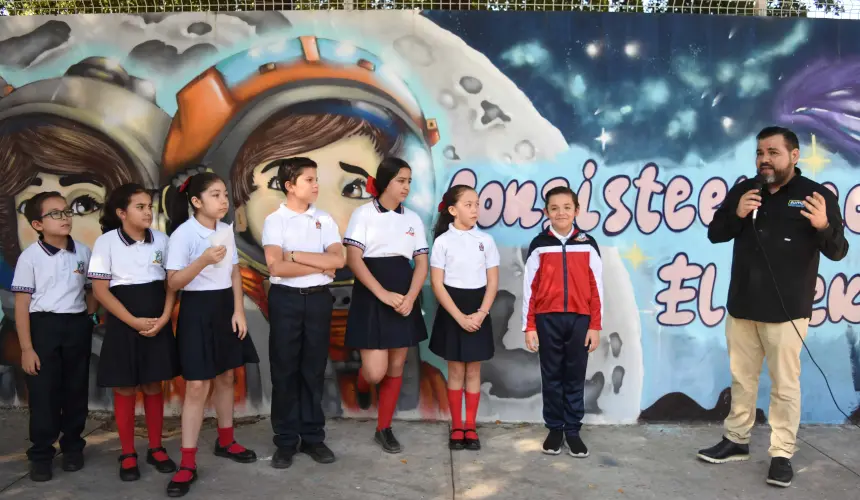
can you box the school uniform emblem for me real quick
[479,242,485,252]
[406,227,415,236]
[315,220,322,230]
[575,233,588,242]
[74,261,85,274]
[153,250,163,264]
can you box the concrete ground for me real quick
[0,409,857,499]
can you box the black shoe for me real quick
[118,453,140,482]
[449,429,466,451]
[271,448,295,469]
[356,386,372,410]
[61,451,84,472]
[29,461,52,482]
[299,441,336,464]
[374,428,402,454]
[464,429,481,451]
[766,457,793,488]
[542,430,564,455]
[566,435,589,458]
[166,467,197,498]
[146,447,177,473]
[696,437,750,464]
[213,440,257,463]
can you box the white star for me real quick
[624,42,639,58]
[595,128,611,151]
[585,43,600,58]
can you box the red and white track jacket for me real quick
[522,226,604,332]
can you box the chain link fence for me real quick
[0,0,857,18]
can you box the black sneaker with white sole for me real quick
[766,457,793,488]
[542,430,564,455]
[566,435,589,458]
[696,437,750,464]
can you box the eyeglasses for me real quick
[40,209,75,220]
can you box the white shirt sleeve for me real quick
[261,214,281,248]
[429,237,447,270]
[165,231,191,271]
[413,218,429,257]
[484,235,501,269]
[81,244,93,288]
[321,216,342,251]
[11,251,35,294]
[230,231,239,265]
[87,234,113,280]
[343,209,367,252]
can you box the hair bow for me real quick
[438,201,446,213]
[179,177,191,193]
[366,176,379,197]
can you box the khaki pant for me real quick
[723,314,809,458]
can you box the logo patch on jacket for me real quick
[788,200,804,208]
[575,233,588,242]
[153,250,163,265]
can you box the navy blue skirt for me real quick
[344,257,427,350]
[429,285,494,363]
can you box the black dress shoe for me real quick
[449,429,465,451]
[29,461,52,482]
[62,451,84,472]
[271,448,295,469]
[118,453,140,482]
[696,437,750,464]
[166,467,198,498]
[299,441,336,464]
[464,429,481,451]
[213,441,257,463]
[766,457,793,487]
[356,386,372,410]
[146,447,177,473]
[374,428,402,454]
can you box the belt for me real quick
[277,284,329,295]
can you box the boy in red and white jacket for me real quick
[523,186,602,458]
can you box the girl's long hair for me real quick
[166,171,224,234]
[433,185,476,239]
[99,183,149,234]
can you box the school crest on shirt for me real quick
[153,250,163,265]
[406,227,415,237]
[315,219,322,230]
[479,242,485,252]
[74,261,85,274]
[575,232,588,242]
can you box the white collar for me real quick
[448,223,480,238]
[550,226,575,241]
[279,203,316,219]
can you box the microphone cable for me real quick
[751,216,860,429]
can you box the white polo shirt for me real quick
[430,224,500,289]
[165,217,238,291]
[343,199,429,259]
[87,228,168,287]
[11,238,91,314]
[261,204,342,288]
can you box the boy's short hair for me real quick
[545,186,579,209]
[24,191,65,225]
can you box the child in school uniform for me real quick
[523,186,602,458]
[164,172,259,498]
[428,185,499,451]
[262,157,345,469]
[87,183,180,481]
[343,157,429,454]
[11,191,97,482]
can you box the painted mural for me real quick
[0,10,857,425]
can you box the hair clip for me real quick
[438,201,446,213]
[178,177,191,193]
[366,176,379,197]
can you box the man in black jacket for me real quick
[696,126,849,488]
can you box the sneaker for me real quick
[566,435,589,458]
[299,441,336,464]
[766,457,793,488]
[29,460,52,482]
[118,453,140,482]
[374,428,402,454]
[271,448,295,469]
[696,437,750,464]
[542,430,564,455]
[213,440,257,463]
[61,451,84,472]
[146,447,177,473]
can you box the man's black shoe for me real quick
[766,457,793,487]
[29,461,52,482]
[374,428,402,454]
[542,430,564,455]
[696,437,750,464]
[271,448,295,469]
[62,451,84,472]
[299,441,336,464]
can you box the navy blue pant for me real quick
[536,312,590,437]
[268,285,333,450]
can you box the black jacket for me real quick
[708,168,849,323]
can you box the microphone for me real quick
[751,174,764,222]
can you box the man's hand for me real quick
[801,192,829,230]
[735,189,762,219]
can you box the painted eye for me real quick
[70,195,103,216]
[341,179,371,200]
[267,176,281,191]
[16,200,27,215]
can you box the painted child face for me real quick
[121,191,154,231]
[30,196,73,239]
[545,192,580,234]
[450,189,479,228]
[244,134,382,244]
[15,173,105,250]
[193,180,230,221]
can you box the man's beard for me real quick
[759,165,792,186]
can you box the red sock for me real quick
[217,426,247,453]
[376,375,403,431]
[113,392,137,469]
[448,388,464,439]
[172,448,197,482]
[143,392,168,460]
[465,391,480,430]
[356,371,370,393]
